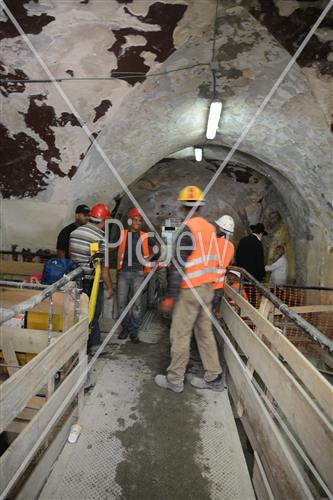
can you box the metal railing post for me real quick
[47,294,54,344]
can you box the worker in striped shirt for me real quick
[70,203,113,354]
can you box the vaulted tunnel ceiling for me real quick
[0,0,332,284]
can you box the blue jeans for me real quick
[117,271,145,337]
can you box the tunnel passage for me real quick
[110,157,297,284]
[1,0,331,287]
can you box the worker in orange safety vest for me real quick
[117,207,157,343]
[155,186,223,393]
[190,214,235,362]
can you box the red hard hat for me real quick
[128,207,141,219]
[90,203,111,220]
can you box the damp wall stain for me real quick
[0,62,27,96]
[250,0,333,75]
[109,2,187,84]
[1,94,81,198]
[0,0,55,41]
[93,99,112,123]
[0,123,48,198]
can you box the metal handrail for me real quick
[274,284,333,292]
[0,267,83,325]
[228,266,333,354]
[0,280,48,290]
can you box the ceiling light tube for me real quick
[194,147,203,162]
[206,100,222,140]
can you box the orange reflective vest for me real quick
[117,229,152,273]
[213,237,235,290]
[181,217,219,289]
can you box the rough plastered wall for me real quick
[0,0,332,285]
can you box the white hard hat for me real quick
[215,215,235,233]
[228,270,241,278]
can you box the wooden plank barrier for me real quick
[274,304,333,315]
[0,291,89,497]
[225,284,333,418]
[0,260,44,281]
[0,317,88,433]
[217,325,314,498]
[221,284,333,497]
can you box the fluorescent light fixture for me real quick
[194,147,203,162]
[206,100,222,140]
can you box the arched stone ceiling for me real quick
[0,0,332,280]
[71,1,332,236]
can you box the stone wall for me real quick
[0,0,332,285]
[114,159,296,282]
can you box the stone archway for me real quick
[1,1,331,285]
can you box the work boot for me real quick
[154,375,184,393]
[188,374,224,392]
[88,344,113,356]
[118,330,128,340]
[130,334,140,344]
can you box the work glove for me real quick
[160,297,175,315]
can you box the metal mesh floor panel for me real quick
[40,317,254,500]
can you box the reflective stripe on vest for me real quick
[181,217,219,289]
[184,254,218,268]
[212,237,235,290]
[186,267,218,279]
[117,230,151,272]
[215,269,227,284]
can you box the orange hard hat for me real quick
[128,207,142,219]
[90,203,111,221]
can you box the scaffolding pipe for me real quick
[229,266,333,354]
[0,267,83,325]
[275,284,333,292]
[0,280,48,290]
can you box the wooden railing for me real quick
[0,293,89,498]
[0,260,44,281]
[219,283,333,499]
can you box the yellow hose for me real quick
[88,242,102,325]
[88,260,101,324]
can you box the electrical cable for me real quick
[211,0,219,99]
[0,62,210,85]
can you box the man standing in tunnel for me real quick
[56,204,90,259]
[155,186,223,393]
[117,208,156,344]
[235,222,267,282]
[70,203,113,354]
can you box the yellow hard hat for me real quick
[177,185,205,206]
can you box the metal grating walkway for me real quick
[40,317,255,500]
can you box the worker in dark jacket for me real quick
[235,223,267,281]
[56,204,90,258]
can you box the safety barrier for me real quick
[227,267,333,353]
[0,259,44,282]
[0,269,89,498]
[218,270,333,499]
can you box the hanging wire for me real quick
[212,0,219,63]
[211,0,219,99]
[0,62,210,85]
[0,4,219,86]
